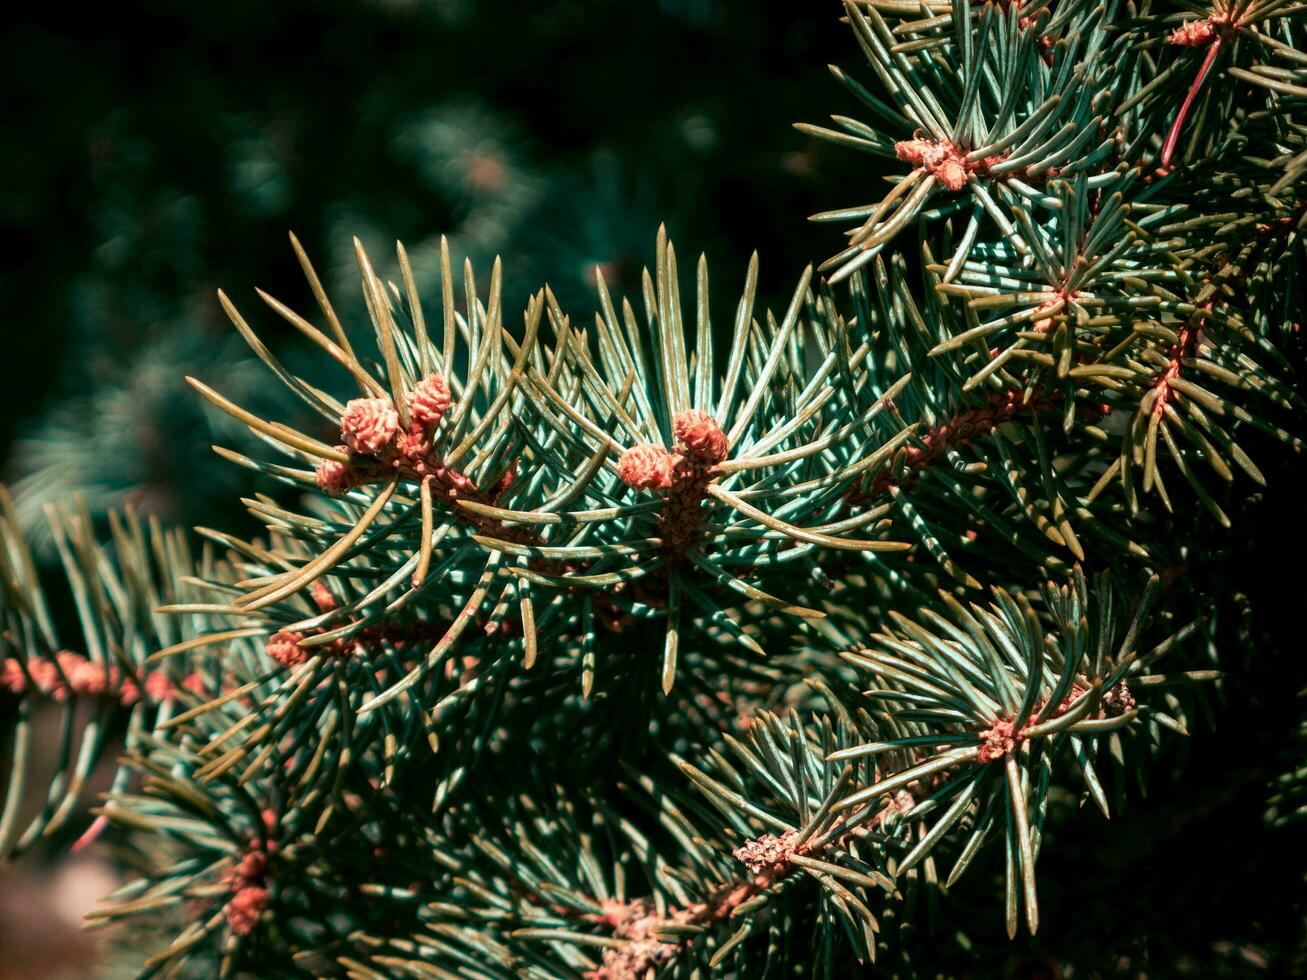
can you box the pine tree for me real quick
[2,1,1305,976]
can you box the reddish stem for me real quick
[1152,317,1201,420]
[1161,37,1223,169]
[849,388,1068,506]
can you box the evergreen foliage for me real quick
[2,1,1306,976]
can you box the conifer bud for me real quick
[30,658,67,699]
[733,829,801,877]
[118,676,142,707]
[311,581,338,612]
[1101,682,1137,717]
[63,653,109,696]
[340,397,400,455]
[315,450,355,496]
[977,718,1018,762]
[227,885,268,936]
[225,849,270,935]
[0,658,26,694]
[894,137,940,167]
[617,444,677,490]
[673,409,728,463]
[265,631,309,668]
[144,672,177,703]
[934,158,969,191]
[182,673,209,696]
[894,137,971,191]
[1170,19,1217,46]
[409,373,453,428]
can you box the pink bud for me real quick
[408,373,453,428]
[315,452,355,496]
[617,444,677,490]
[673,410,729,463]
[117,676,141,707]
[226,885,268,935]
[144,672,177,703]
[894,138,933,166]
[182,672,209,696]
[935,158,970,191]
[1,658,27,694]
[340,398,400,455]
[1170,19,1217,46]
[66,655,109,696]
[310,581,338,612]
[895,137,973,191]
[26,658,65,699]
[978,718,1018,763]
[265,631,308,669]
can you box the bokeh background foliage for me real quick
[0,0,1304,976]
